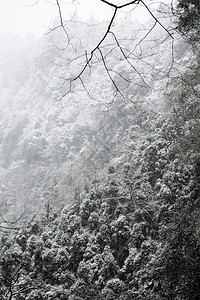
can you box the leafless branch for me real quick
[128,21,157,57]
[98,47,126,99]
[55,0,70,46]
[110,31,151,88]
[0,207,24,225]
[141,0,175,75]
[100,0,140,9]
[22,0,39,7]
[50,0,176,100]
[0,225,21,230]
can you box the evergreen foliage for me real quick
[176,0,200,42]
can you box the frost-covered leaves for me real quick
[176,0,200,43]
[1,118,200,300]
[0,177,159,300]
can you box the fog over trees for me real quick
[0,1,200,299]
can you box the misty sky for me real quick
[0,0,151,38]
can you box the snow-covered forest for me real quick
[0,0,200,299]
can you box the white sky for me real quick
[0,0,152,38]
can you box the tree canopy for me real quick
[0,1,200,299]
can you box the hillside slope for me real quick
[0,6,200,299]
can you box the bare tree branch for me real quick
[55,0,70,46]
[98,47,126,99]
[49,0,176,100]
[22,0,39,7]
[114,33,150,86]
[100,0,140,9]
[0,208,24,225]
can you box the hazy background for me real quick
[0,0,151,37]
